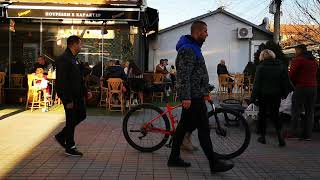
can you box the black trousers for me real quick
[58,98,87,149]
[169,99,215,161]
[258,95,282,136]
[291,87,317,139]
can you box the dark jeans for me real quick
[57,98,87,149]
[290,87,317,139]
[169,99,215,161]
[258,95,282,136]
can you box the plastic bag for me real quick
[244,103,259,121]
[279,92,293,115]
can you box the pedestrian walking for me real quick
[251,49,290,147]
[167,20,234,173]
[287,44,317,141]
[54,35,92,156]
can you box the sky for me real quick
[147,0,313,30]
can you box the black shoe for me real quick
[278,139,286,147]
[54,134,66,149]
[277,132,286,147]
[167,158,191,167]
[65,147,83,157]
[299,137,311,141]
[257,136,266,144]
[210,159,234,173]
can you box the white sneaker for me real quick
[181,133,199,151]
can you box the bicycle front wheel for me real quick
[122,103,171,152]
[208,107,251,160]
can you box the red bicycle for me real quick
[122,100,251,159]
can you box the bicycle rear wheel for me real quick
[208,107,251,160]
[122,103,171,152]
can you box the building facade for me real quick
[148,8,273,87]
[0,0,158,87]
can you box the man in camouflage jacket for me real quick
[167,21,234,173]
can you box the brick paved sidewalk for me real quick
[0,110,320,180]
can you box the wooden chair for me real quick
[152,74,165,102]
[11,74,25,88]
[99,79,108,108]
[107,78,124,113]
[26,74,52,112]
[0,72,6,104]
[26,74,42,112]
[233,74,245,100]
[218,74,233,101]
[244,75,253,100]
[54,93,62,105]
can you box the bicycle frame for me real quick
[143,103,182,135]
[141,101,215,135]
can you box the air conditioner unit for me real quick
[237,27,253,39]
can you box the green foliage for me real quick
[251,40,289,79]
[254,41,288,66]
[105,30,135,61]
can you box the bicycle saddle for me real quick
[220,103,246,114]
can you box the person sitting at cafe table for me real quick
[34,68,50,97]
[217,59,234,93]
[103,60,127,81]
[155,59,173,96]
[170,65,177,89]
[101,60,128,104]
[127,61,144,105]
[155,59,169,75]
[33,56,49,74]
[217,59,231,76]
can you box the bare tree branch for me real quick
[281,0,320,47]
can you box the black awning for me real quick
[6,3,141,21]
[142,7,159,33]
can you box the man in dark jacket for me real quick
[217,59,234,93]
[54,35,92,156]
[217,59,230,75]
[288,44,317,140]
[167,20,234,173]
[104,61,127,80]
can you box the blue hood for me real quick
[176,35,203,59]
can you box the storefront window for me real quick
[0,20,9,88]
[4,19,139,89]
[41,20,137,76]
[11,19,40,75]
[0,20,9,73]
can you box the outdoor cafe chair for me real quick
[218,74,233,101]
[152,73,165,102]
[0,72,5,104]
[107,78,124,113]
[11,74,25,89]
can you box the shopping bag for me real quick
[244,103,259,121]
[279,92,293,115]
